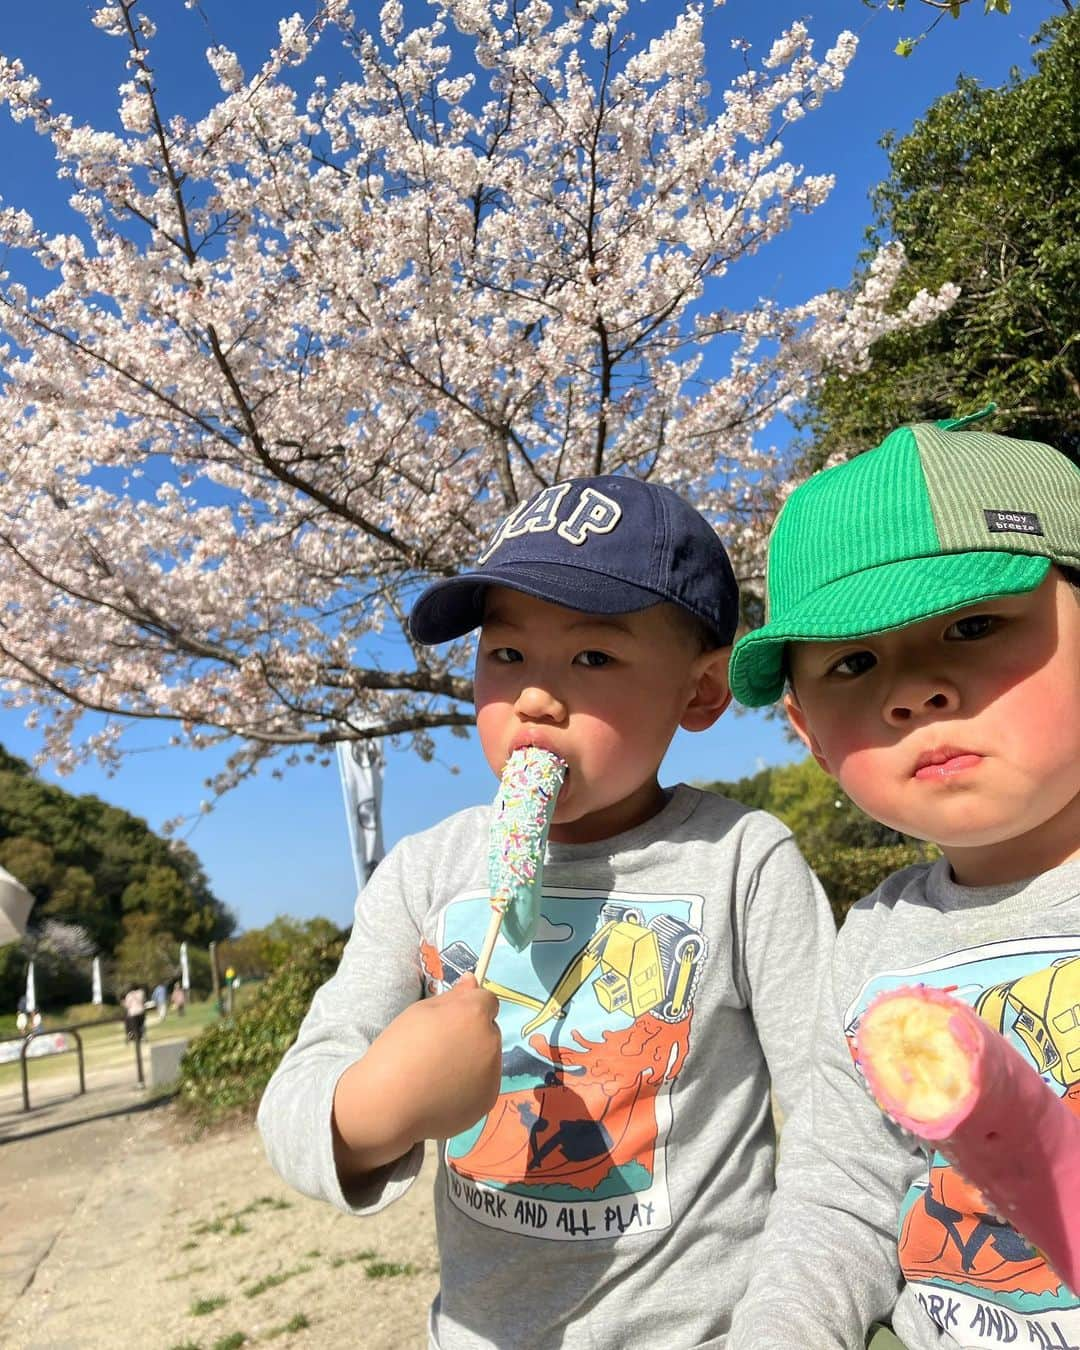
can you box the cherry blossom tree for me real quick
[0,0,956,805]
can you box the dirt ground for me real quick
[0,1067,439,1349]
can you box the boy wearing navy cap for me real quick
[260,475,834,1349]
[727,414,1080,1350]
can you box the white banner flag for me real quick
[180,942,190,991]
[336,739,386,889]
[25,959,36,1014]
[91,956,102,1005]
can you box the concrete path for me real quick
[0,1068,170,1330]
[0,1068,439,1348]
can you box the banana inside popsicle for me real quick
[475,746,567,985]
[857,984,1080,1294]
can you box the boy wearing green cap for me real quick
[726,412,1080,1350]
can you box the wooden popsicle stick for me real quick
[473,902,506,986]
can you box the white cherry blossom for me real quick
[0,0,956,801]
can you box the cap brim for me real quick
[409,562,669,644]
[729,551,1052,707]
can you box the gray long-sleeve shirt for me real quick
[258,785,834,1349]
[729,855,1080,1350]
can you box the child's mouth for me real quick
[913,751,982,781]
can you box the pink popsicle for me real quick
[857,984,1080,1295]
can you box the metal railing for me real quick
[1,1016,147,1112]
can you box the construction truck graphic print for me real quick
[846,936,1080,1349]
[420,886,708,1242]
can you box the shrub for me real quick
[175,938,344,1128]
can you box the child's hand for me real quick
[377,974,503,1141]
[332,974,502,1182]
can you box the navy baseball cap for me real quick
[409,475,739,646]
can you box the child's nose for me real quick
[514,682,567,723]
[882,673,960,726]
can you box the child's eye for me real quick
[573,650,611,668]
[490,646,523,664]
[944,614,997,641]
[827,649,876,678]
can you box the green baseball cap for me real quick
[729,409,1080,707]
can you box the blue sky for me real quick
[0,1,1055,932]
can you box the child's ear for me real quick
[680,648,733,732]
[783,690,832,774]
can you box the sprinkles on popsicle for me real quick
[475,746,567,984]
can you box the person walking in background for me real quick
[122,987,147,1042]
[170,983,187,1017]
[151,982,168,1022]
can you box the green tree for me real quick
[112,912,179,994]
[0,747,234,951]
[120,865,221,942]
[218,916,343,980]
[804,13,1080,462]
[752,759,909,854]
[0,836,56,897]
[40,866,101,924]
[706,759,901,849]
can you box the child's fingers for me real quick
[445,972,500,1019]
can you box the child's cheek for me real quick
[830,744,905,831]
[577,719,629,776]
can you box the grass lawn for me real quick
[0,989,257,1093]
